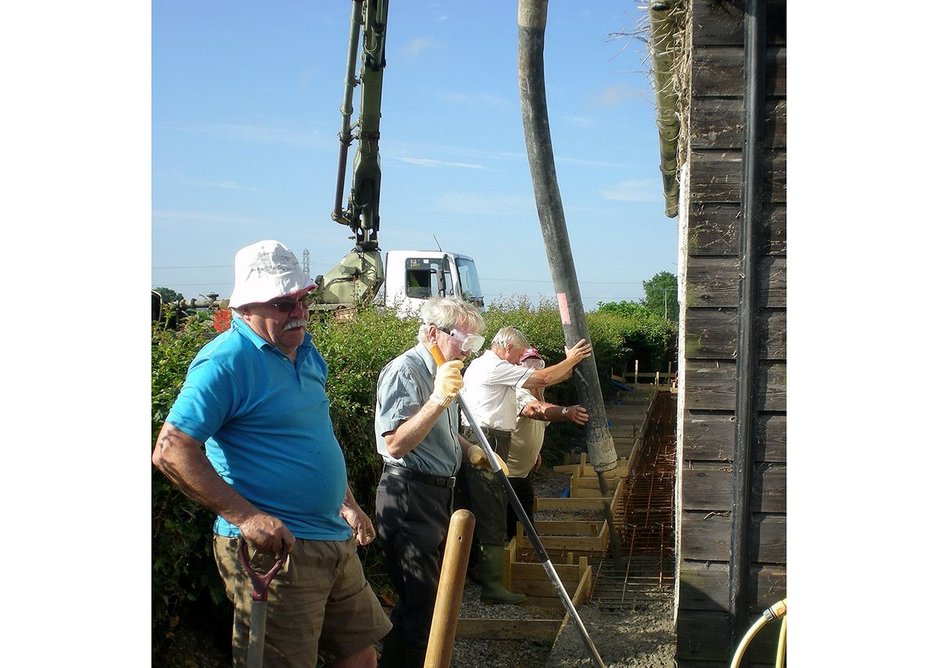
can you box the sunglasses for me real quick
[266,295,313,313]
[436,326,485,353]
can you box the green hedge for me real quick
[150,301,675,660]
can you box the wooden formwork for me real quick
[456,553,593,640]
[513,473,629,563]
[553,451,633,479]
[511,520,610,560]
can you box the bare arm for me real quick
[520,400,589,425]
[340,485,375,547]
[152,422,295,554]
[523,339,592,389]
[383,400,451,459]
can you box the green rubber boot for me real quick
[478,543,526,605]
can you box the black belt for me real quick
[383,464,456,489]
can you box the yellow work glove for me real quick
[431,359,464,407]
[467,444,507,472]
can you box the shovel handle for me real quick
[237,537,287,602]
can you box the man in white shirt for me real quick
[459,327,591,603]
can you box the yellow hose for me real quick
[730,598,787,668]
[775,614,787,668]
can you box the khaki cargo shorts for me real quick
[214,535,391,667]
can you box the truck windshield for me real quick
[455,256,483,307]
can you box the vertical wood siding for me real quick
[675,1,787,665]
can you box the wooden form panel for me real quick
[687,202,786,256]
[683,360,786,412]
[691,46,786,97]
[456,618,559,641]
[690,97,786,149]
[688,149,786,203]
[684,307,786,360]
[685,256,786,308]
[681,463,786,513]
[679,562,787,613]
[680,512,786,563]
[682,411,786,462]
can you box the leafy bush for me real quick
[151,313,229,662]
[150,299,675,659]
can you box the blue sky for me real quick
[152,0,677,311]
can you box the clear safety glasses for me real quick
[437,326,485,353]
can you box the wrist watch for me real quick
[561,406,569,417]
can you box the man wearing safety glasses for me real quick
[373,297,491,668]
[458,327,592,605]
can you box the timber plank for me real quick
[536,497,608,511]
[690,0,787,47]
[691,46,786,97]
[677,609,782,666]
[682,464,786,513]
[682,412,787,463]
[521,520,604,536]
[676,610,731,662]
[688,149,786,203]
[515,579,578,598]
[456,618,559,641]
[680,512,786,563]
[679,562,785,612]
[512,562,583,584]
[687,202,786,256]
[555,459,631,478]
[513,533,608,554]
[684,308,786,360]
[683,360,786,412]
[685,256,786,309]
[690,97,786,150]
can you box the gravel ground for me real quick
[444,466,677,668]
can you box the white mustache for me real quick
[285,318,307,330]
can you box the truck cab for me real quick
[384,250,483,318]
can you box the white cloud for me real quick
[592,83,637,109]
[431,192,533,216]
[400,37,433,59]
[563,115,596,129]
[157,121,324,148]
[600,179,658,202]
[151,210,264,226]
[397,156,485,170]
[170,172,262,192]
[439,90,513,112]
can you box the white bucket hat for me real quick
[228,240,317,309]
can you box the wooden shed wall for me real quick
[675,1,787,666]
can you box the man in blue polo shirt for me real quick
[153,240,390,668]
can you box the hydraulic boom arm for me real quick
[332,0,388,251]
[312,0,388,309]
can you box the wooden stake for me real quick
[424,510,475,668]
